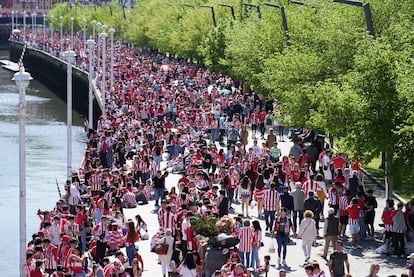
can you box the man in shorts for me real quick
[364,189,377,238]
[347,198,362,249]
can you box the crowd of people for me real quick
[11,26,414,277]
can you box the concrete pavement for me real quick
[124,132,409,277]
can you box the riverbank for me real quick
[9,41,102,124]
[10,30,413,277]
[0,49,86,276]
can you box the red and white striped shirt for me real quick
[238,226,253,253]
[252,230,262,247]
[104,264,117,277]
[263,189,280,212]
[90,173,102,192]
[150,161,158,177]
[227,174,239,189]
[109,229,124,249]
[138,160,148,172]
[160,211,176,232]
[302,180,320,197]
[339,196,350,217]
[93,222,108,239]
[186,225,197,251]
[43,245,58,270]
[248,151,256,163]
[254,187,266,200]
[63,247,75,271]
[347,205,361,225]
[67,255,83,275]
[250,113,259,124]
[328,187,339,206]
[64,223,79,238]
[123,191,137,208]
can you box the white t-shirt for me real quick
[179,265,197,277]
[181,219,190,241]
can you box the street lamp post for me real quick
[100,32,107,119]
[23,11,26,42]
[262,3,290,46]
[11,11,15,31]
[92,20,96,40]
[102,24,107,33]
[333,0,375,36]
[43,13,46,43]
[87,39,96,130]
[109,28,115,92]
[243,3,262,19]
[12,64,32,277]
[50,15,54,46]
[59,16,63,52]
[63,50,76,181]
[218,4,236,20]
[31,13,35,40]
[70,17,74,50]
[96,22,101,71]
[200,5,217,27]
[83,18,87,52]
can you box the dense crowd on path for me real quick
[11,27,414,277]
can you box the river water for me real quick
[0,49,85,276]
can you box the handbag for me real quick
[155,238,169,255]
[140,231,149,240]
[268,241,275,253]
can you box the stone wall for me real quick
[9,41,102,123]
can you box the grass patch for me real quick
[363,157,385,182]
[364,156,414,202]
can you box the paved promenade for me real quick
[126,135,409,277]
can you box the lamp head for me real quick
[87,39,96,47]
[63,50,77,62]
[12,65,32,89]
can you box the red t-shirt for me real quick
[178,177,189,185]
[382,209,396,225]
[347,205,361,220]
[332,156,346,169]
[335,175,346,185]
[258,111,267,123]
[30,268,43,277]
[76,213,88,227]
[291,169,301,182]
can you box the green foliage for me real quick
[48,0,414,197]
[190,214,220,237]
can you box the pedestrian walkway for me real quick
[129,135,408,277]
[16,28,411,277]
